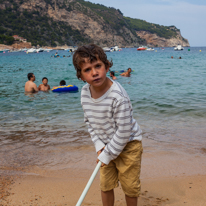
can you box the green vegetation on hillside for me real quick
[0,2,90,46]
[0,34,14,45]
[124,17,179,39]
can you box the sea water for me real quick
[0,47,206,173]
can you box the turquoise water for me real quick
[0,47,206,170]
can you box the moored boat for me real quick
[103,47,113,52]
[44,48,53,52]
[174,45,184,51]
[110,46,119,51]
[27,48,37,53]
[36,48,44,53]
[146,48,154,51]
[137,46,147,51]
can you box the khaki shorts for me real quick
[100,140,143,197]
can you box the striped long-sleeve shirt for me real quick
[81,80,142,165]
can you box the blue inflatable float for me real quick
[51,85,78,93]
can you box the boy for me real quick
[73,44,143,206]
[121,67,132,77]
[109,71,117,80]
[38,77,50,91]
[25,73,38,93]
[52,80,66,89]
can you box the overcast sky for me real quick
[87,0,206,47]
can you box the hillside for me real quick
[0,0,189,47]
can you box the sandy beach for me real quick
[1,137,206,206]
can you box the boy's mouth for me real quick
[93,78,101,82]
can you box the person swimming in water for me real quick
[25,73,38,93]
[110,71,117,80]
[121,68,132,77]
[52,80,66,89]
[38,77,51,91]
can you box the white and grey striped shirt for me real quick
[81,80,142,165]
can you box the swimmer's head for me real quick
[27,73,35,81]
[60,80,66,86]
[171,56,173,59]
[73,44,113,80]
[42,77,48,86]
[110,71,115,77]
[127,68,132,73]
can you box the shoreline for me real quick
[1,138,206,206]
[0,43,72,51]
[1,43,200,52]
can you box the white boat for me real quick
[44,48,53,52]
[146,48,154,51]
[36,48,44,53]
[110,46,119,51]
[27,48,37,53]
[103,47,114,52]
[174,45,184,51]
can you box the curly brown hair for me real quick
[73,44,113,80]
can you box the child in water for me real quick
[52,80,66,89]
[38,77,50,91]
[73,44,143,206]
[110,71,117,80]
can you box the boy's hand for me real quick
[97,147,105,167]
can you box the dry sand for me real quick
[1,138,206,206]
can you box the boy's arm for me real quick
[98,98,138,165]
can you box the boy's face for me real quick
[80,58,109,88]
[42,79,48,86]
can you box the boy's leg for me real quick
[100,161,118,206]
[125,195,138,206]
[101,189,114,206]
[115,141,143,205]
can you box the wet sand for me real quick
[1,138,206,206]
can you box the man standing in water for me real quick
[121,68,132,77]
[25,73,38,93]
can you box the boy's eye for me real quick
[96,64,101,68]
[85,68,91,72]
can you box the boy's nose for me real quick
[91,68,98,76]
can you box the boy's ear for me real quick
[80,75,84,81]
[106,66,110,72]
[80,75,85,82]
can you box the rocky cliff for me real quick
[136,31,190,47]
[0,0,189,47]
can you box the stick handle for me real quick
[76,161,102,206]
